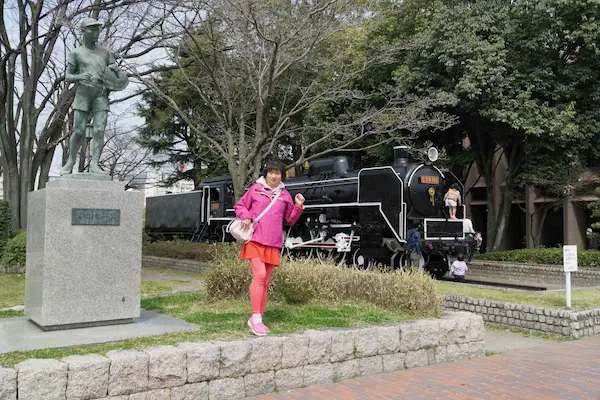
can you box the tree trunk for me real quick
[252,156,262,181]
[18,126,34,229]
[533,207,550,248]
[231,168,246,202]
[2,158,8,201]
[78,138,89,173]
[491,188,513,251]
[484,174,496,251]
[5,164,20,231]
[38,147,56,189]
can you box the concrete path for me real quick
[483,328,553,354]
[252,335,600,399]
[0,309,198,353]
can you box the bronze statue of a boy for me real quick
[60,18,129,176]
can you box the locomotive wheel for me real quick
[314,247,347,266]
[352,249,374,270]
[308,230,346,266]
[424,255,449,280]
[282,226,314,261]
[283,246,314,262]
[392,253,408,270]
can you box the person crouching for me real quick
[450,253,468,283]
[233,160,305,336]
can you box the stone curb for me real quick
[1,312,484,400]
[442,294,600,338]
[470,261,600,286]
[0,264,25,274]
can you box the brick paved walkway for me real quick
[254,335,600,400]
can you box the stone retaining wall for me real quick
[0,264,24,274]
[142,256,209,274]
[469,261,600,286]
[0,312,483,400]
[443,295,600,338]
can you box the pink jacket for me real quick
[234,177,304,248]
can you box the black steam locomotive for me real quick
[145,146,472,278]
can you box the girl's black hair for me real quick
[457,253,465,261]
[262,159,287,181]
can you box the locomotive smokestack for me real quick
[393,146,409,166]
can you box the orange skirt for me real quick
[240,241,281,266]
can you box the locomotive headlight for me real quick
[427,147,439,163]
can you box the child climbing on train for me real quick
[444,183,462,220]
[450,253,468,283]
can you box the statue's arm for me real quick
[65,51,89,83]
[106,49,121,72]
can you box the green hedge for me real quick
[1,231,26,267]
[0,199,11,255]
[476,248,600,268]
[142,239,223,262]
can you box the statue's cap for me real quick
[80,18,103,30]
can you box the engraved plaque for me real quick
[72,208,120,226]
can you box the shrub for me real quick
[142,229,151,249]
[275,261,441,315]
[143,239,221,262]
[275,261,321,304]
[476,248,600,268]
[205,243,252,299]
[1,231,26,267]
[0,199,11,255]
[206,247,441,317]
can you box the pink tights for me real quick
[249,257,275,315]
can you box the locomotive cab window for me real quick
[210,187,221,217]
[209,187,220,201]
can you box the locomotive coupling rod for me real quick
[286,230,328,250]
[287,236,326,250]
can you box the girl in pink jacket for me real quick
[234,160,305,336]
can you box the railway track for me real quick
[440,277,547,291]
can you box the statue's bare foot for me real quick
[90,164,104,174]
[60,162,74,176]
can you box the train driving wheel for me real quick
[283,226,314,261]
[307,230,346,266]
[424,255,449,280]
[392,252,408,270]
[352,248,374,270]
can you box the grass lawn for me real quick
[0,292,416,366]
[140,281,174,294]
[0,268,205,318]
[485,323,573,342]
[436,281,600,310]
[0,274,25,309]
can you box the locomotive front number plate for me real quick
[72,208,121,226]
[419,176,439,184]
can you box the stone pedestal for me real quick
[24,178,143,330]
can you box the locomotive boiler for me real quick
[145,146,472,278]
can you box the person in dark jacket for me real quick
[586,228,598,250]
[407,224,423,271]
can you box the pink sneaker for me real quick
[261,322,270,333]
[248,318,267,336]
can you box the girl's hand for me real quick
[295,193,305,207]
[241,219,252,229]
